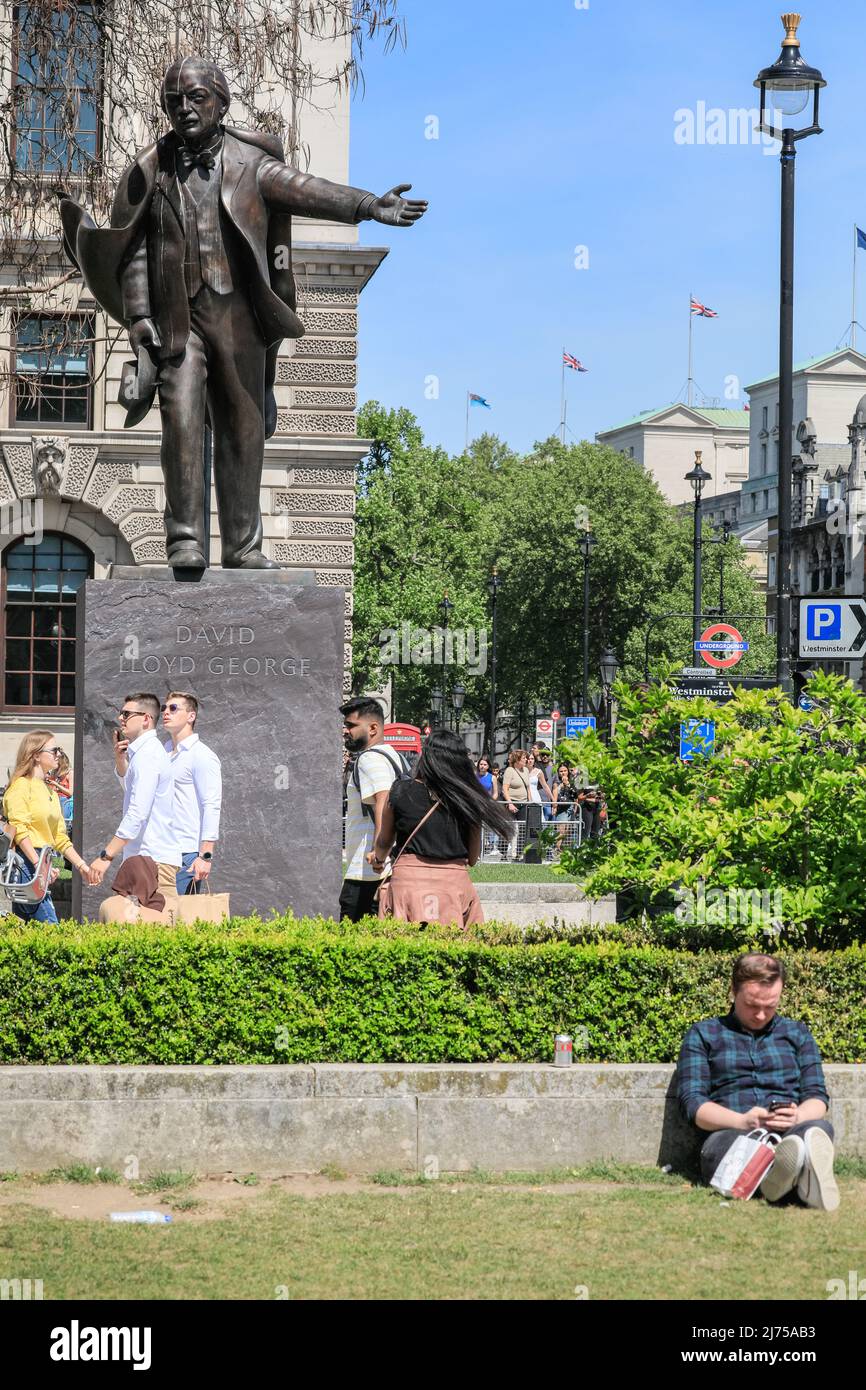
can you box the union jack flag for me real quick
[690,297,718,318]
[563,351,588,371]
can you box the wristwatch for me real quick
[99,848,113,861]
[200,852,213,861]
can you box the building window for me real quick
[821,545,833,591]
[809,549,820,592]
[761,443,767,474]
[761,406,768,430]
[13,315,94,428]
[13,1,101,173]
[768,554,777,587]
[1,534,91,711]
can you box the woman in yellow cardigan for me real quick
[2,731,92,922]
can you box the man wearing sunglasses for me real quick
[90,693,181,904]
[162,691,221,895]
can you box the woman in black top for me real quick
[369,729,515,927]
[551,761,577,852]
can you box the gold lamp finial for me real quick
[695,450,703,465]
[781,13,801,47]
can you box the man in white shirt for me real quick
[340,697,405,921]
[161,691,222,895]
[89,692,181,905]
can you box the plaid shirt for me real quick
[677,1010,830,1125]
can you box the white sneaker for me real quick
[796,1128,840,1211]
[760,1134,805,1202]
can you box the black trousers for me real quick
[339,878,380,923]
[157,284,266,565]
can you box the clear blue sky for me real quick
[349,0,866,456]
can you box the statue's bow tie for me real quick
[179,145,217,172]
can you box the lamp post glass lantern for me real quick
[599,646,620,692]
[685,450,712,648]
[755,13,826,695]
[452,681,466,735]
[599,645,620,738]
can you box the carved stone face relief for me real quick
[32,435,68,495]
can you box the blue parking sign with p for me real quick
[806,604,841,641]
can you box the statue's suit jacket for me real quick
[60,126,374,432]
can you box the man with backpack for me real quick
[339,698,409,921]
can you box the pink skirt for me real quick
[378,854,484,928]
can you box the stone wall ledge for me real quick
[2,1065,863,1173]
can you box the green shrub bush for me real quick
[1,914,863,1064]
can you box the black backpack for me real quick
[351,746,411,819]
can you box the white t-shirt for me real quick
[528,770,543,804]
[344,745,404,881]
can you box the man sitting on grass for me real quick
[676,952,838,1209]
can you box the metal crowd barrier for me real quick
[341,798,606,863]
[479,807,584,863]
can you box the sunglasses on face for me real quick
[161,703,183,714]
[41,746,63,756]
[118,710,145,723]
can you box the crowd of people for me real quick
[476,744,607,855]
[0,692,221,924]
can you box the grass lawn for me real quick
[468,863,581,883]
[1,1167,864,1300]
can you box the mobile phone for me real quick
[768,1099,794,1112]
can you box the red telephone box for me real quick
[383,723,422,756]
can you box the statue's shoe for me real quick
[224,550,281,570]
[168,546,207,569]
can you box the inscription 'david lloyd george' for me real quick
[117,625,313,677]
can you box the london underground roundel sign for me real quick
[694,622,749,670]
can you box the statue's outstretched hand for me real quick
[370,184,428,227]
[128,317,160,355]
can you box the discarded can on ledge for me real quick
[554,1033,573,1067]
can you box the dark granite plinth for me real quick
[73,578,344,921]
[108,566,316,586]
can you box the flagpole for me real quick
[853,224,858,350]
[560,349,566,444]
[687,293,694,407]
[465,391,470,452]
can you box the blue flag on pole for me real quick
[469,393,491,409]
[857,227,866,251]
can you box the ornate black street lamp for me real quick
[438,593,454,722]
[755,13,826,694]
[487,567,501,758]
[685,451,712,649]
[577,528,597,714]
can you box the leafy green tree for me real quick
[352,402,498,725]
[484,436,768,717]
[351,412,769,745]
[558,672,866,946]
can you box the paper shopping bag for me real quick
[173,880,230,924]
[710,1128,780,1200]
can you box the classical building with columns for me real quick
[0,16,381,776]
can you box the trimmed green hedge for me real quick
[1,914,864,1064]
